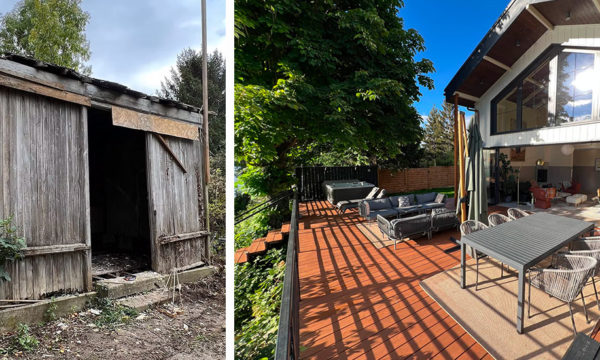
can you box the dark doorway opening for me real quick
[88,108,151,276]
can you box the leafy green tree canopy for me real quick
[235,0,434,196]
[0,0,91,74]
[422,102,454,167]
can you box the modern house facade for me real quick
[445,0,600,202]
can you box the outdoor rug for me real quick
[421,258,600,359]
[356,221,394,249]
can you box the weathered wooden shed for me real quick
[0,54,209,300]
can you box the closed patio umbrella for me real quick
[465,118,488,223]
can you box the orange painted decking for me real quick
[298,201,491,359]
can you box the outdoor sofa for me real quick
[377,208,459,249]
[358,192,448,221]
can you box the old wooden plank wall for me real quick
[0,87,88,299]
[146,133,208,273]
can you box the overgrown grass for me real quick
[89,297,138,329]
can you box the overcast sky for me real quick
[0,0,226,95]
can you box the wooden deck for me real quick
[298,201,491,359]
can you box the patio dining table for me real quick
[460,212,594,334]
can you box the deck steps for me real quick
[280,222,290,235]
[248,237,267,254]
[235,225,289,264]
[265,231,284,244]
[234,249,248,264]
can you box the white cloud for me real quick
[131,63,173,94]
[567,98,592,108]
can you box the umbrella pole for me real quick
[459,112,467,223]
[454,95,459,204]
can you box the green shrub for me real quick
[235,247,286,359]
[0,217,26,282]
[13,324,38,352]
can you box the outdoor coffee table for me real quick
[396,204,425,218]
[460,212,593,334]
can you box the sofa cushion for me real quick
[397,196,411,208]
[367,198,392,210]
[434,193,446,204]
[416,192,437,204]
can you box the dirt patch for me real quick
[0,272,225,360]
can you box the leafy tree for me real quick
[235,0,434,196]
[159,49,226,166]
[0,0,91,74]
[422,102,454,167]
[159,49,226,239]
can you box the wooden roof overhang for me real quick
[444,0,600,108]
[0,53,202,140]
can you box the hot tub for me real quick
[323,180,375,205]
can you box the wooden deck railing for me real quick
[275,190,300,360]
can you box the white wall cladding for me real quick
[477,24,600,148]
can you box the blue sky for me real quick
[0,0,226,95]
[401,1,509,119]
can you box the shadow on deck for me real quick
[297,201,493,360]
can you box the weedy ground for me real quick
[0,271,225,360]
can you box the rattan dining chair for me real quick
[487,214,511,278]
[569,237,600,310]
[507,208,533,220]
[488,213,511,226]
[528,254,597,336]
[460,220,495,291]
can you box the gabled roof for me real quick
[444,0,600,107]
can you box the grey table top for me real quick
[461,213,594,270]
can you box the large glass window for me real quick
[522,59,550,129]
[496,87,518,132]
[492,47,600,135]
[556,51,594,124]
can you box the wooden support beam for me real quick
[526,4,554,31]
[0,72,90,106]
[454,95,459,202]
[159,230,211,245]
[154,133,188,173]
[113,105,200,141]
[23,243,89,257]
[453,91,480,103]
[482,56,511,72]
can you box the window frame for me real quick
[490,45,600,135]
